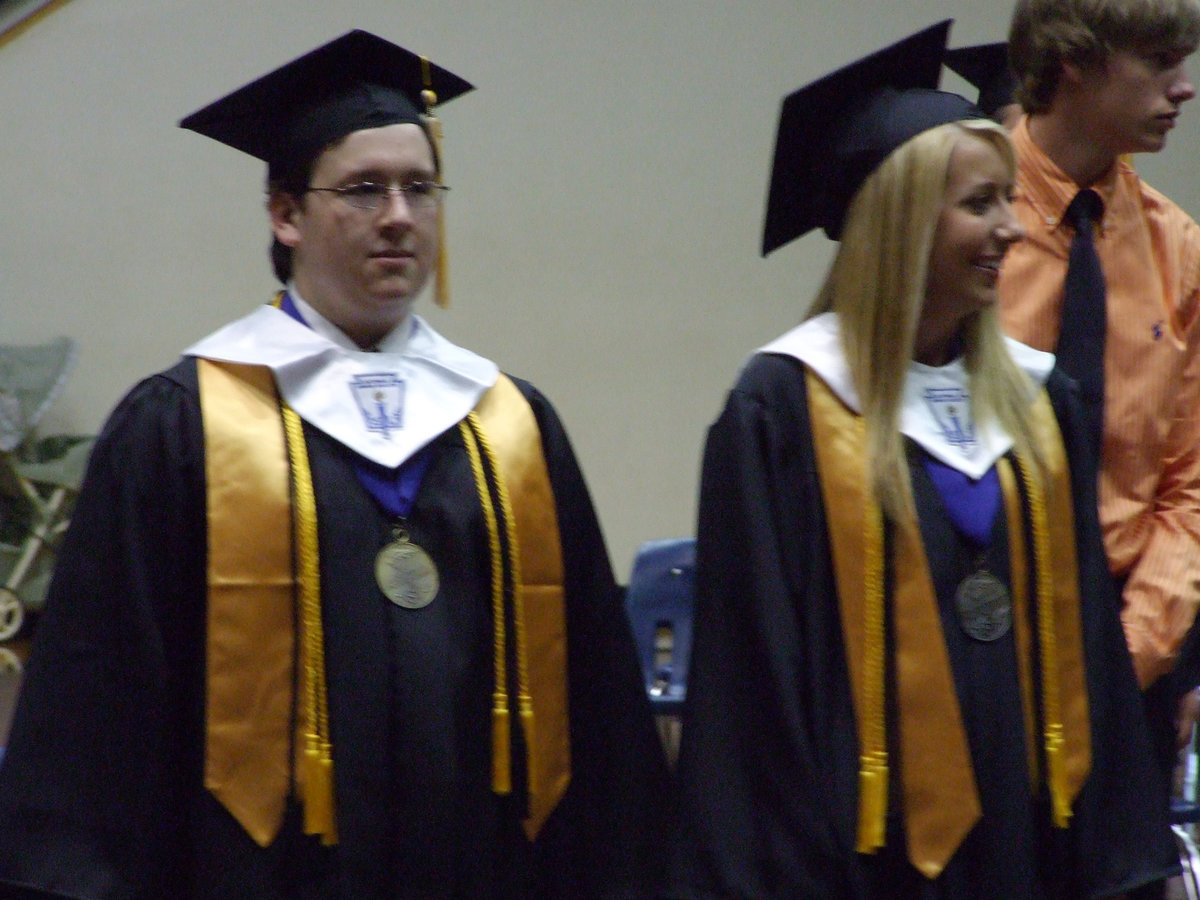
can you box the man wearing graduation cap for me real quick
[0,30,666,899]
[666,20,1175,899]
[995,0,1200,812]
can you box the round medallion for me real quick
[375,539,440,609]
[954,570,1012,642]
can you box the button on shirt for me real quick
[999,116,1200,688]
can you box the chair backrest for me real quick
[0,337,78,454]
[624,537,695,714]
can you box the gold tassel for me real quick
[492,698,512,794]
[857,750,889,851]
[421,58,450,309]
[1045,724,1070,826]
[301,740,337,845]
[428,112,449,309]
[519,695,538,796]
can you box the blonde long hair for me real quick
[808,119,1044,519]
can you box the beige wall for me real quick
[2,0,1198,575]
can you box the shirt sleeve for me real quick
[1120,208,1200,689]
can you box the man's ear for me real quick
[268,192,303,248]
[1060,59,1087,88]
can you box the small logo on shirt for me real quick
[1152,320,1165,341]
[923,387,976,454]
[351,373,405,437]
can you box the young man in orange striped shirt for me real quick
[998,0,1200,819]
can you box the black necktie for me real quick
[1055,188,1106,456]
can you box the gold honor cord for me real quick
[472,410,540,797]
[420,55,449,309]
[480,411,539,798]
[471,375,569,838]
[804,373,891,854]
[1020,391,1091,826]
[459,411,537,799]
[1017,450,1071,825]
[459,413,513,792]
[281,401,337,845]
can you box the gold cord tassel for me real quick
[422,58,449,309]
[1045,725,1069,824]
[491,700,512,794]
[519,695,538,795]
[858,751,889,851]
[300,740,336,841]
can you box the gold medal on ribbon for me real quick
[375,526,439,609]
[954,569,1012,642]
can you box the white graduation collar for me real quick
[184,301,498,469]
[758,311,1054,480]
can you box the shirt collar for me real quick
[1013,115,1125,235]
[286,283,414,354]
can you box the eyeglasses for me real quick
[306,180,450,211]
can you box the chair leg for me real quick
[655,714,682,769]
[1175,824,1200,900]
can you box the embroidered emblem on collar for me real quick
[351,373,405,437]
[923,386,976,454]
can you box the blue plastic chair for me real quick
[1174,716,1200,900]
[624,537,695,716]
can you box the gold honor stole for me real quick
[197,359,568,847]
[805,369,1090,879]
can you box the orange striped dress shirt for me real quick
[999,116,1200,689]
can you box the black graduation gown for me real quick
[665,352,1177,899]
[0,358,667,900]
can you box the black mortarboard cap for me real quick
[945,43,1017,120]
[762,20,982,253]
[179,30,473,176]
